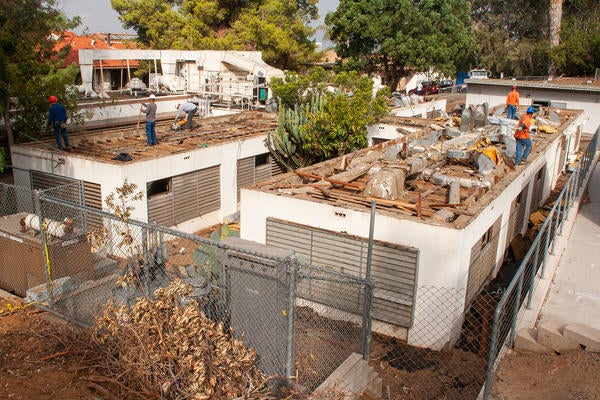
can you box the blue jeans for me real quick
[146,121,157,144]
[186,108,197,130]
[515,138,532,164]
[53,121,70,150]
[507,105,517,119]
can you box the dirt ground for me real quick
[2,295,600,400]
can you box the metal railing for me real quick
[482,127,600,399]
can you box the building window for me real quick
[255,153,269,166]
[481,227,493,250]
[147,178,171,197]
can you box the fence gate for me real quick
[219,238,294,377]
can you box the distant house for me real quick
[51,31,140,95]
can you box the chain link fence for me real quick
[482,128,599,399]
[0,188,372,393]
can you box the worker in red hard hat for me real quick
[506,85,520,120]
[47,95,71,151]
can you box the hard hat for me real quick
[512,85,518,89]
[149,94,156,99]
[48,95,58,103]
[527,106,535,113]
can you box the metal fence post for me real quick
[541,224,550,278]
[483,304,502,400]
[526,246,539,308]
[33,190,54,307]
[285,255,297,383]
[360,281,374,361]
[509,274,524,346]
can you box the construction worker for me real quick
[175,101,198,131]
[141,94,158,145]
[506,85,520,120]
[47,96,71,151]
[514,106,535,165]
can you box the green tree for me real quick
[326,0,477,90]
[110,0,319,70]
[550,0,600,76]
[469,0,599,77]
[267,70,389,170]
[0,0,80,151]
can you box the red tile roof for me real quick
[53,31,140,68]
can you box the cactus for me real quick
[265,94,324,171]
[191,224,239,282]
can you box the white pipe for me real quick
[21,214,74,238]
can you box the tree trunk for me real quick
[548,0,563,77]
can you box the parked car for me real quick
[408,81,440,96]
[439,79,454,92]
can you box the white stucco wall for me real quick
[11,134,269,234]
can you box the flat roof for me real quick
[466,77,600,93]
[19,111,278,163]
[250,108,582,228]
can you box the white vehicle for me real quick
[469,69,491,79]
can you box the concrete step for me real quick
[514,328,553,353]
[311,352,382,400]
[563,323,600,352]
[537,320,581,353]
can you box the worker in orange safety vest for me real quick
[514,106,535,165]
[506,85,520,120]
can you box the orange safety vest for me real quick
[506,90,520,106]
[514,114,532,139]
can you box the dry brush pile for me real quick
[90,279,269,399]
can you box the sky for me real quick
[57,0,340,43]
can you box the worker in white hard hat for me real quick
[141,94,158,145]
[175,101,198,130]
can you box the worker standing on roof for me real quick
[175,101,198,131]
[506,85,520,120]
[416,82,423,96]
[47,96,71,151]
[141,94,158,145]
[514,106,536,165]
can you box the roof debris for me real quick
[255,105,577,227]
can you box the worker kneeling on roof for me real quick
[175,101,198,131]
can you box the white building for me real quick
[10,111,282,233]
[465,78,600,133]
[239,106,586,349]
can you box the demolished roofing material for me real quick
[18,111,278,162]
[253,106,580,228]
